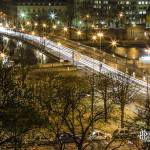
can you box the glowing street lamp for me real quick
[63,27,68,32]
[0,53,5,58]
[20,12,26,18]
[97,32,104,38]
[110,40,118,58]
[92,35,97,41]
[32,31,35,35]
[42,23,47,28]
[26,21,30,26]
[86,14,90,19]
[111,40,118,47]
[52,25,57,29]
[97,32,104,52]
[77,30,82,36]
[49,12,56,20]
[119,12,124,18]
[34,22,38,27]
[63,27,68,37]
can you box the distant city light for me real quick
[63,27,68,32]
[53,25,57,29]
[110,40,118,47]
[97,32,104,38]
[49,12,56,20]
[20,12,26,18]
[77,30,82,36]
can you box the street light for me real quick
[49,12,56,20]
[26,21,30,26]
[34,22,38,27]
[110,40,118,57]
[77,30,82,40]
[97,32,104,53]
[42,23,46,28]
[32,31,35,35]
[63,27,68,37]
[20,12,26,18]
[92,35,97,41]
[77,30,82,36]
[52,25,57,29]
[119,12,124,18]
[63,27,68,32]
[92,35,97,46]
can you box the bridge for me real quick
[0,27,149,94]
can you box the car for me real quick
[57,133,81,144]
[89,130,112,141]
[113,128,138,139]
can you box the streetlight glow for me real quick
[77,30,82,36]
[20,12,26,18]
[111,40,118,47]
[63,27,68,32]
[34,22,38,26]
[26,21,30,26]
[92,35,97,41]
[97,32,104,38]
[53,25,57,29]
[49,12,56,20]
[43,23,46,28]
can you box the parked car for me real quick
[89,130,112,141]
[57,133,81,144]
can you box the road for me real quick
[0,27,149,95]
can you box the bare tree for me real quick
[95,74,113,122]
[110,73,139,128]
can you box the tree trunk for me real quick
[121,104,125,128]
[104,97,108,123]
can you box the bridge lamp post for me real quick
[42,23,47,36]
[92,35,97,46]
[63,27,68,38]
[110,40,118,69]
[97,32,104,52]
[52,25,57,36]
[132,56,136,77]
[77,30,82,40]
[26,21,31,32]
[110,40,118,56]
[34,22,38,31]
[85,14,90,40]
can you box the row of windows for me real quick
[94,0,150,5]
[19,8,63,14]
[18,2,65,6]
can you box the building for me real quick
[92,0,150,28]
[11,0,67,21]
[0,0,11,14]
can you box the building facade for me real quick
[92,0,150,28]
[12,0,67,21]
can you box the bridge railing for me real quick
[0,27,149,94]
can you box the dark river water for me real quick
[104,46,148,60]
